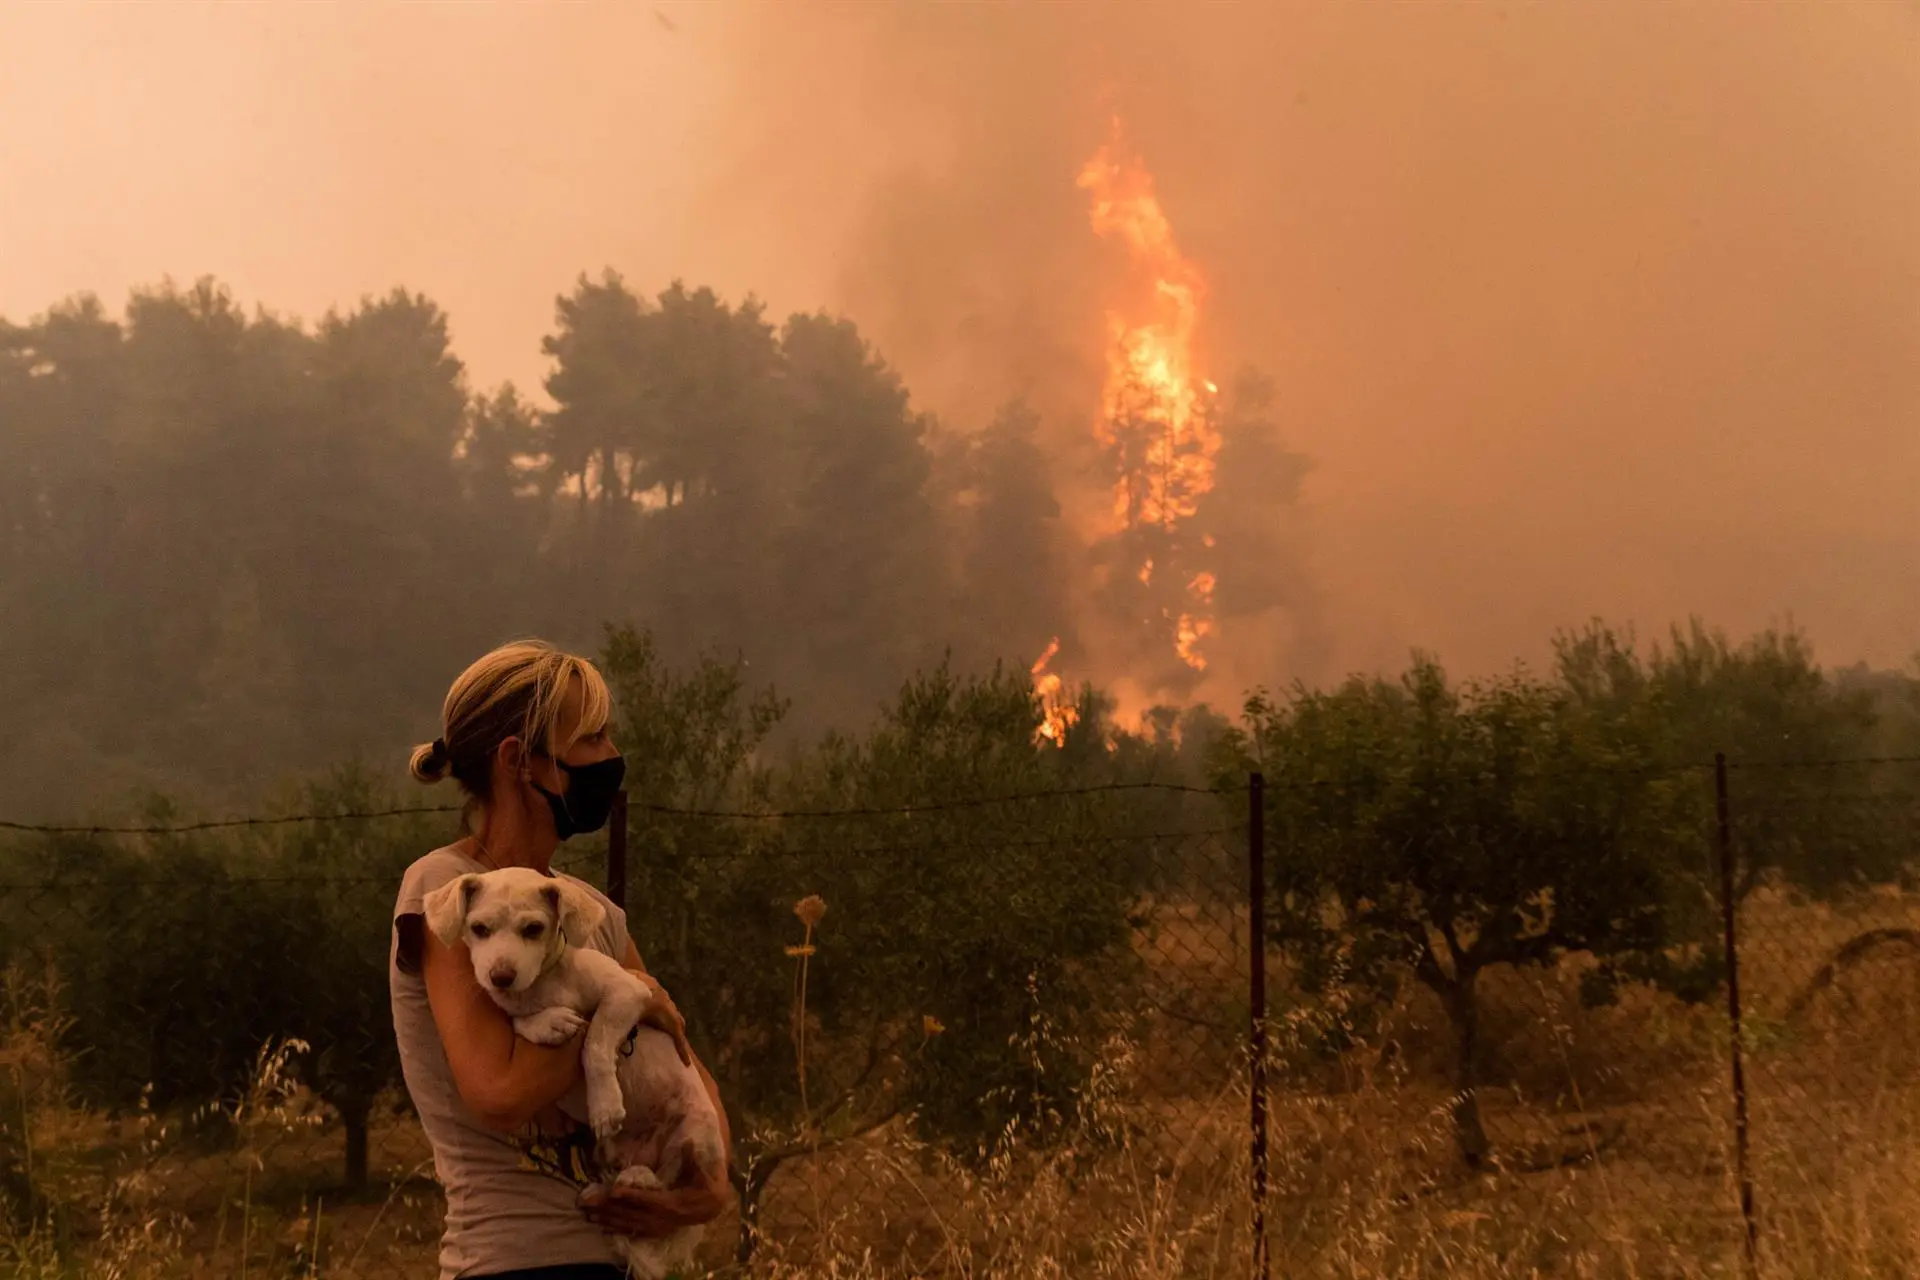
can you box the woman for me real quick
[390,640,731,1280]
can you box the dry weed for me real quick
[9,888,1920,1278]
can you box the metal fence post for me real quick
[1248,771,1270,1280]
[1716,753,1759,1275]
[608,787,629,910]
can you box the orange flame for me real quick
[1078,118,1219,671]
[1026,119,1218,741]
[1030,636,1079,747]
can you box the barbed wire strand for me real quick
[0,805,464,836]
[0,826,1247,889]
[0,780,1241,836]
[631,779,1240,821]
[3,757,1918,838]
[1722,754,1920,771]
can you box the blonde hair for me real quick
[409,641,612,805]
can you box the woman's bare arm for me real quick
[423,926,584,1133]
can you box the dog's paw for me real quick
[615,1163,665,1190]
[514,1007,588,1046]
[588,1095,627,1143]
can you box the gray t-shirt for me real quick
[390,846,630,1279]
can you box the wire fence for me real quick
[0,781,1251,1278]
[2,762,1920,1275]
[1716,757,1920,1274]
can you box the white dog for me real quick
[424,867,726,1279]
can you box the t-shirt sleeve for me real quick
[393,850,476,977]
[576,878,631,962]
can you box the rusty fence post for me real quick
[608,788,629,911]
[1717,753,1759,1275]
[1248,771,1270,1280]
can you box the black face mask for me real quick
[533,754,627,841]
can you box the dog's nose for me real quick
[490,970,515,990]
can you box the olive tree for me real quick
[597,625,1154,1255]
[1217,658,1696,1165]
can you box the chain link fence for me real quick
[4,762,1920,1276]
[1240,756,1920,1277]
[1242,763,1730,1276]
[0,782,1254,1278]
[1719,758,1920,1274]
[608,784,1250,1272]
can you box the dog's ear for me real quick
[423,874,483,947]
[543,879,606,947]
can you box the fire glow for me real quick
[1031,636,1078,746]
[1032,116,1220,746]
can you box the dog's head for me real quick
[421,866,605,995]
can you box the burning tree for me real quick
[1078,118,1222,692]
[1024,115,1244,737]
[1087,364,1224,695]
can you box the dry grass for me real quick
[10,887,1920,1278]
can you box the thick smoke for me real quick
[682,6,1336,712]
[5,2,1917,700]
[685,2,1920,690]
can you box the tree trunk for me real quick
[1437,968,1490,1168]
[340,1093,372,1192]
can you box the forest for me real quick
[0,273,1313,822]
[5,274,1920,1274]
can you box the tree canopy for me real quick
[1215,622,1915,1165]
[0,275,1167,821]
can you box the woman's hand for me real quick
[579,1140,732,1237]
[629,971,694,1067]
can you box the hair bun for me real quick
[409,737,451,785]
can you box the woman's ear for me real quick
[496,735,529,779]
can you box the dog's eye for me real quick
[471,923,492,940]
[522,923,545,940]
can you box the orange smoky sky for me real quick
[3,1,1916,689]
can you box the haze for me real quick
[4,0,1916,687]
